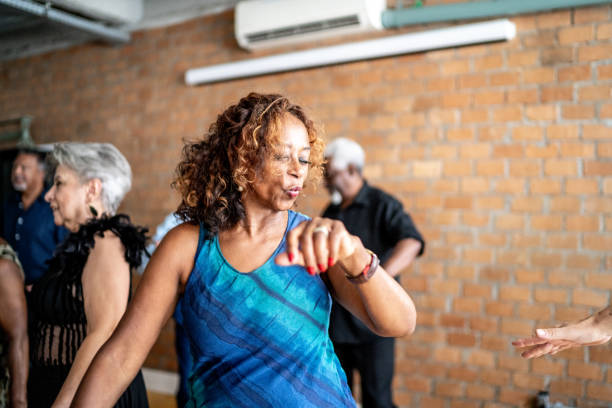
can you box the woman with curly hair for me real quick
[27,143,149,407]
[73,92,417,408]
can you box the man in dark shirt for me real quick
[323,138,424,408]
[2,148,68,285]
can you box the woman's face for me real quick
[247,114,311,212]
[45,164,90,232]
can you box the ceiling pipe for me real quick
[0,0,130,43]
[382,0,612,28]
[185,19,515,85]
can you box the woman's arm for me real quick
[276,218,417,338]
[0,259,28,408]
[512,305,612,358]
[71,223,199,407]
[52,232,132,407]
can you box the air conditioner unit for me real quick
[50,0,143,24]
[235,0,386,51]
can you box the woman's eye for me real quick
[274,154,290,161]
[299,158,311,165]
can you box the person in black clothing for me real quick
[27,142,148,407]
[323,138,425,408]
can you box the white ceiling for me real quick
[0,0,242,61]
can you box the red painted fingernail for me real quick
[328,257,334,267]
[288,252,294,263]
[307,266,315,275]
[318,263,326,272]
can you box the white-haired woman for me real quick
[27,143,149,407]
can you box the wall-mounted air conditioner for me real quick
[51,0,143,24]
[235,0,386,51]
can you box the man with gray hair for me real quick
[323,137,424,408]
[2,148,68,285]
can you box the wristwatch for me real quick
[345,250,379,284]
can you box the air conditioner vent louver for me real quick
[246,14,360,44]
[235,0,385,50]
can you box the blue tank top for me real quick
[177,210,356,408]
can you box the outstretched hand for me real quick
[274,217,363,276]
[512,314,612,359]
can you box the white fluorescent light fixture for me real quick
[185,19,516,86]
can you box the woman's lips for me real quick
[286,186,302,198]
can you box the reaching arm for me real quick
[276,218,417,338]
[512,305,612,358]
[71,223,198,407]
[0,258,28,408]
[382,237,422,278]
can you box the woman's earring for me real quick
[237,185,243,192]
[89,205,98,217]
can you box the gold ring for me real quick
[312,226,330,236]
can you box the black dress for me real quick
[28,214,149,408]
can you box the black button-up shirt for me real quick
[2,190,68,285]
[323,181,424,344]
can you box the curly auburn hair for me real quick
[173,92,324,236]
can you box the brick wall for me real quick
[1,4,611,407]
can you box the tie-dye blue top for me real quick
[176,210,356,408]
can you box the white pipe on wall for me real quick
[185,19,516,86]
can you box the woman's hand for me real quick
[512,310,612,358]
[274,217,368,276]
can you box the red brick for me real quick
[542,86,573,102]
[495,214,524,230]
[597,22,612,40]
[558,65,591,82]
[485,301,514,317]
[512,372,545,390]
[579,84,612,101]
[562,104,595,119]
[492,106,522,122]
[566,254,600,269]
[404,376,431,393]
[585,273,612,290]
[573,288,608,307]
[489,72,520,87]
[525,105,556,121]
[447,332,477,347]
[523,67,555,84]
[466,384,495,400]
[568,361,603,381]
[532,359,565,376]
[534,288,568,304]
[583,124,611,140]
[585,161,612,176]
[586,383,612,402]
[473,91,505,106]
[470,316,498,333]
[579,44,612,62]
[499,354,528,371]
[453,297,481,313]
[506,88,538,104]
[532,252,563,268]
[547,124,579,139]
[565,179,599,195]
[560,142,594,158]
[550,379,584,397]
[518,303,550,320]
[433,347,462,364]
[493,144,523,158]
[507,50,539,67]
[495,179,525,194]
[511,196,542,212]
[499,286,531,302]
[515,269,546,284]
[546,234,578,250]
[501,319,533,336]
[548,270,581,286]
[574,5,610,23]
[530,179,562,194]
[440,314,466,328]
[476,160,504,176]
[559,25,594,44]
[510,161,541,177]
[526,144,558,158]
[498,388,531,405]
[461,109,488,123]
[463,283,492,299]
[436,381,464,398]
